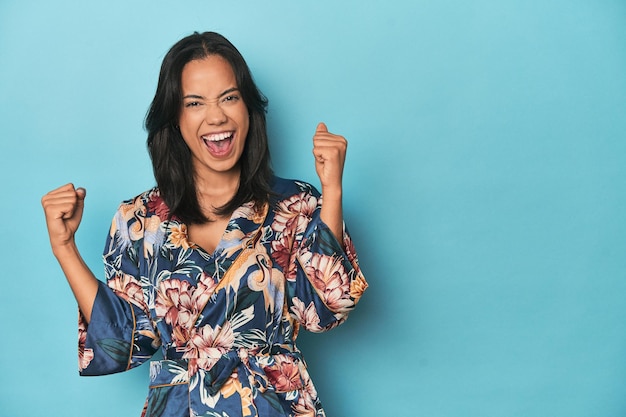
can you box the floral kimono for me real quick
[78,177,367,417]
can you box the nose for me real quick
[205,102,227,125]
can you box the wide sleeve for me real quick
[78,201,161,376]
[276,182,368,332]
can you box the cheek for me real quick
[178,113,199,143]
[242,116,250,139]
[238,108,250,138]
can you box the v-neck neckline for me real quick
[187,219,231,258]
[176,201,270,259]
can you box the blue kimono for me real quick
[78,177,367,417]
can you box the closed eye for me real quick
[184,101,202,108]
[182,94,204,108]
[221,94,241,104]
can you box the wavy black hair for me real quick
[145,31,273,224]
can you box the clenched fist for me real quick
[312,122,347,196]
[41,183,86,253]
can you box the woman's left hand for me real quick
[313,122,346,240]
[312,122,347,196]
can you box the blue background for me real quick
[1,1,625,416]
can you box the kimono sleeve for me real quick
[78,203,161,376]
[280,183,368,332]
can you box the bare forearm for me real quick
[312,123,347,242]
[53,243,99,323]
[320,188,344,242]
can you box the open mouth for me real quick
[201,131,234,156]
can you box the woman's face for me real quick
[178,55,250,181]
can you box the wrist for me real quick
[321,185,342,202]
[51,240,79,260]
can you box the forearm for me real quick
[311,123,347,242]
[53,243,99,323]
[320,187,343,242]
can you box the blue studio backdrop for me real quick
[1,1,625,416]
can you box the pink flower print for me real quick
[272,192,318,237]
[290,363,319,416]
[108,272,146,310]
[291,394,317,417]
[263,355,304,393]
[184,322,235,375]
[197,271,219,300]
[304,253,354,312]
[155,279,198,346]
[342,230,359,266]
[271,235,296,280]
[290,298,322,332]
[231,202,256,221]
[78,320,94,371]
[146,190,170,220]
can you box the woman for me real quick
[42,31,367,417]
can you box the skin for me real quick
[41,185,98,322]
[179,56,249,192]
[41,55,348,323]
[178,56,250,253]
[313,121,347,241]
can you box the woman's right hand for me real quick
[41,183,98,321]
[41,183,86,254]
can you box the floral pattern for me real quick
[79,177,367,417]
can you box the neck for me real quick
[194,168,240,218]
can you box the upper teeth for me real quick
[203,132,232,142]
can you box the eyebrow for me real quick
[183,87,240,100]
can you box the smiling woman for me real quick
[145,33,273,226]
[178,57,250,206]
[40,31,367,417]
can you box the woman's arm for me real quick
[312,122,347,241]
[41,183,98,322]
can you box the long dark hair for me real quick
[145,31,273,224]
